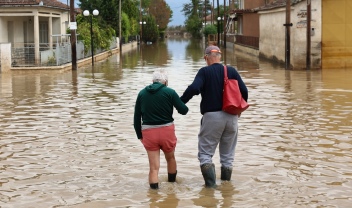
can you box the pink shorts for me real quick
[142,124,177,153]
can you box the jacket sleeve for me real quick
[180,69,205,103]
[133,94,143,139]
[237,76,248,102]
[172,90,189,115]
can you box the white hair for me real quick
[153,69,168,84]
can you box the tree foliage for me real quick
[148,0,172,31]
[76,14,116,54]
[185,15,202,39]
[79,0,140,36]
[203,24,217,38]
[182,0,227,39]
[121,12,132,42]
[79,0,118,31]
[182,0,211,19]
[142,15,159,43]
[78,0,171,44]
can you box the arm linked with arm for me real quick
[180,70,204,103]
[172,90,189,115]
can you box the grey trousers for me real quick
[198,111,238,167]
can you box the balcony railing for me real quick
[235,35,259,49]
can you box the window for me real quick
[7,21,14,44]
[39,21,48,44]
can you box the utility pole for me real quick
[204,0,207,26]
[139,0,142,44]
[306,0,311,70]
[119,0,122,54]
[212,0,214,25]
[223,0,226,48]
[70,0,77,70]
[284,0,292,70]
[217,0,220,46]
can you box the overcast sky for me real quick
[60,0,187,26]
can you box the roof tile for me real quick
[0,0,69,10]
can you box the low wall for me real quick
[6,41,137,71]
[0,43,12,73]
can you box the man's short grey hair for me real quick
[153,69,168,83]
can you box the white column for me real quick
[34,12,40,64]
[49,16,53,49]
[0,43,12,72]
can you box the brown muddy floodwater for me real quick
[1,38,352,208]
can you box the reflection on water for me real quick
[0,38,352,207]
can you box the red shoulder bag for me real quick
[222,65,249,115]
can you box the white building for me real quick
[0,0,70,66]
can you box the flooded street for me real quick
[1,38,352,208]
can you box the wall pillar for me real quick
[49,16,53,49]
[0,43,12,73]
[34,13,40,64]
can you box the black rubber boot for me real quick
[150,183,159,189]
[200,163,217,188]
[168,170,177,182]
[220,166,233,181]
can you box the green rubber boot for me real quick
[201,163,217,188]
[220,166,233,181]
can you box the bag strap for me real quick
[223,65,228,81]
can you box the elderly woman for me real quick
[134,69,189,189]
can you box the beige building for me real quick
[258,0,322,69]
[0,0,70,66]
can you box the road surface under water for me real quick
[0,38,351,207]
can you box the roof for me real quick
[229,9,255,15]
[255,0,305,12]
[0,0,69,10]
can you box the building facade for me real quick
[258,0,322,69]
[0,0,69,66]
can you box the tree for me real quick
[79,0,119,33]
[182,0,212,38]
[203,24,217,38]
[148,0,172,31]
[185,15,202,39]
[79,0,140,36]
[122,0,140,36]
[75,14,116,54]
[142,15,159,42]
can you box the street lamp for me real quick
[139,21,146,43]
[83,9,99,66]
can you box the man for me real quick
[134,69,189,189]
[180,45,248,188]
